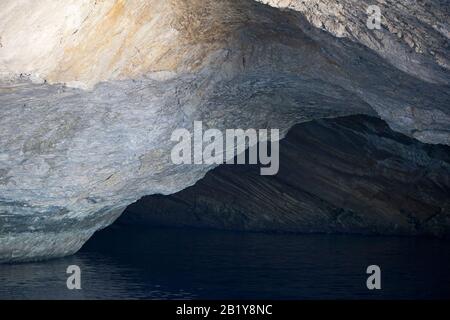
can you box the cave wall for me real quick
[0,0,449,262]
[120,115,450,237]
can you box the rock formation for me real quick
[259,0,450,83]
[0,0,449,262]
[119,115,450,237]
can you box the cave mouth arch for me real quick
[0,0,449,266]
[109,114,450,238]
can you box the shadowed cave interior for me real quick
[116,115,450,238]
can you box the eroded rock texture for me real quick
[0,0,449,262]
[259,0,450,83]
[120,115,450,237]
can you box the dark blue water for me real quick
[1,226,449,299]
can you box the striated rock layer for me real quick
[0,0,449,262]
[120,115,450,237]
[259,0,450,83]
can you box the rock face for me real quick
[0,0,449,262]
[259,0,450,83]
[119,115,450,237]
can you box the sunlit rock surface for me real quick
[0,0,449,262]
[120,115,450,237]
[259,0,450,83]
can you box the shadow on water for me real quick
[1,225,450,299]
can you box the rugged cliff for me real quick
[0,0,449,262]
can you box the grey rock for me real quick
[0,0,449,262]
[259,0,450,83]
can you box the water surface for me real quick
[1,226,449,299]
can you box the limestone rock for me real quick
[0,0,449,262]
[258,0,450,83]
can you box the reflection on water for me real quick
[1,226,450,299]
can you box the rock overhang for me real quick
[0,0,449,263]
